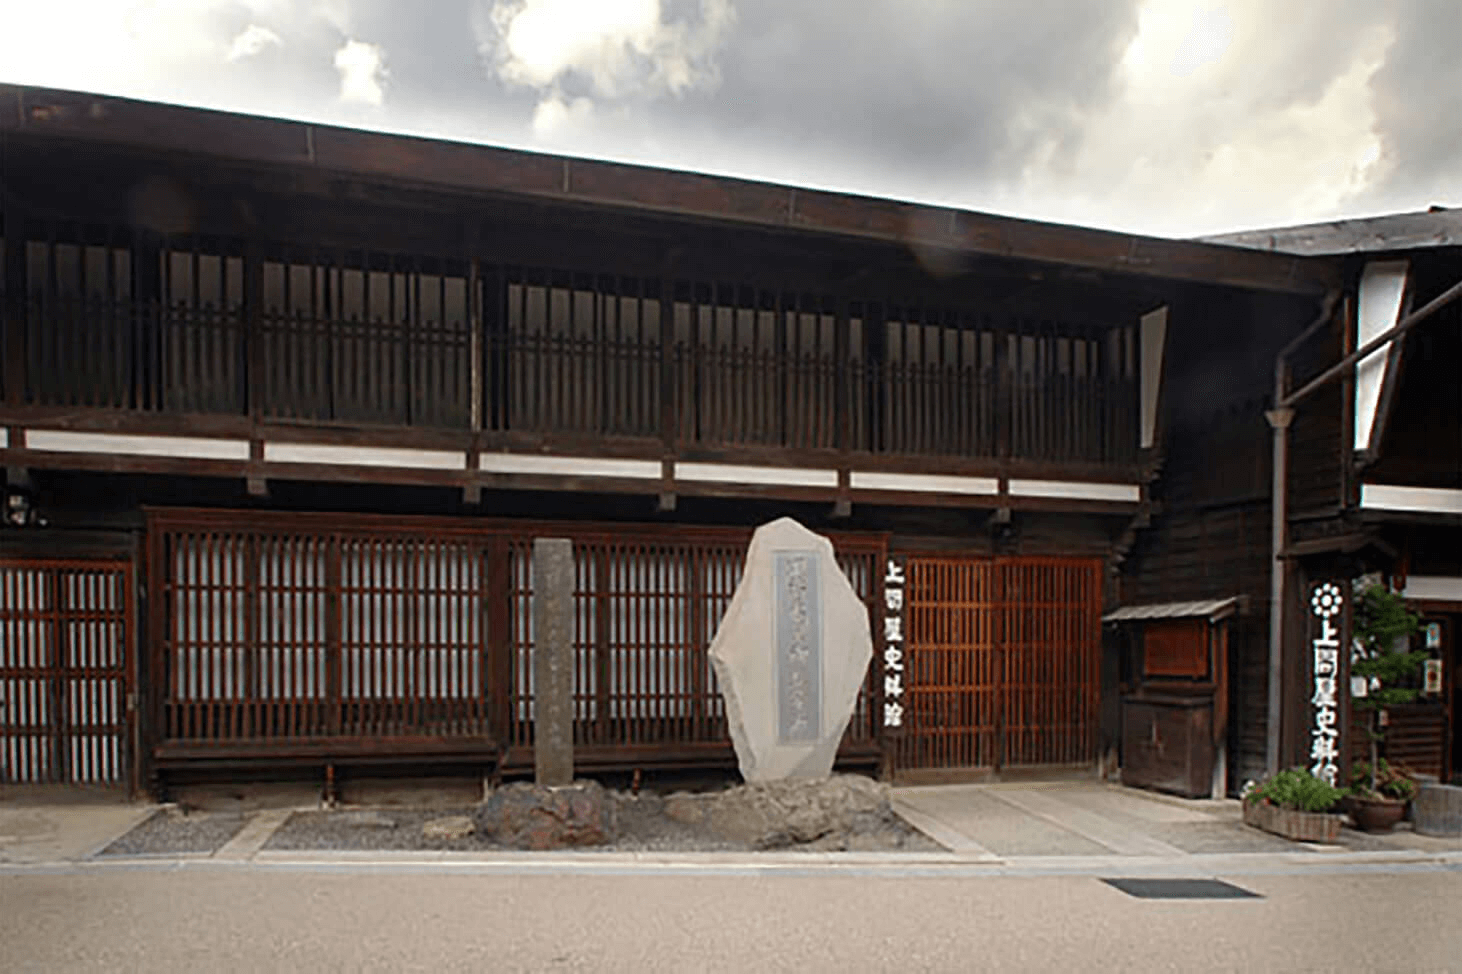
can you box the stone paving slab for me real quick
[213,809,294,861]
[0,802,158,864]
[985,787,1189,856]
[1056,784,1221,824]
[891,786,1110,857]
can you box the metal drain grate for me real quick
[1101,878,1261,900]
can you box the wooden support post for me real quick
[134,235,164,411]
[658,457,676,512]
[3,208,27,406]
[660,275,678,455]
[325,535,342,736]
[658,276,678,499]
[835,296,851,452]
[594,546,611,746]
[244,242,264,420]
[487,537,512,746]
[995,328,1013,460]
[689,545,707,740]
[833,468,852,518]
[864,300,886,453]
[48,569,68,781]
[246,439,267,498]
[464,442,482,506]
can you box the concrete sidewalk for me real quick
[0,787,157,864]
[3,779,1459,876]
[891,780,1462,861]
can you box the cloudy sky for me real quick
[1,0,1457,238]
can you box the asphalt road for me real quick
[2,865,1459,972]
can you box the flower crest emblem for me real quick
[1311,583,1343,619]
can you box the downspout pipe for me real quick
[1264,290,1339,776]
[1263,272,1462,775]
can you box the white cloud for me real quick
[532,91,595,137]
[227,24,283,62]
[334,38,388,105]
[0,1,226,92]
[0,0,1453,239]
[998,0,1396,236]
[0,1,360,116]
[476,0,734,134]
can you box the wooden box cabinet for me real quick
[1121,692,1215,798]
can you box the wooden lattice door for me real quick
[0,559,134,785]
[895,556,1101,774]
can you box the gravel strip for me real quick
[99,809,250,857]
[263,793,940,854]
[264,808,494,853]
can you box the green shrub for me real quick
[1351,584,1425,795]
[1349,758,1417,802]
[1246,768,1344,813]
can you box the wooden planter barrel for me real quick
[1242,799,1344,842]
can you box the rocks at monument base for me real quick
[421,815,475,841]
[709,517,874,782]
[476,780,617,850]
[662,774,897,850]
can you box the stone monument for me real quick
[475,537,616,850]
[709,517,873,781]
[533,537,575,787]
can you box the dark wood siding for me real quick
[1119,289,1324,790]
[1286,324,1345,517]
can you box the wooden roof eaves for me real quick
[0,83,1342,297]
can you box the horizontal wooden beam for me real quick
[3,445,1143,515]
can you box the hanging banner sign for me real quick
[882,557,906,728]
[1424,659,1443,695]
[1308,582,1346,786]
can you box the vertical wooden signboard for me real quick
[1306,581,1350,786]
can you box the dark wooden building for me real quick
[1203,211,1462,786]
[2,84,1352,795]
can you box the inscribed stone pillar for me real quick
[533,538,575,787]
[709,517,873,781]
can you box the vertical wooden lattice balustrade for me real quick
[12,223,1142,470]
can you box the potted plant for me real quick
[1348,583,1425,832]
[1242,768,1346,842]
[1346,758,1418,832]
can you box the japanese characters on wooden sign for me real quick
[1308,582,1345,786]
[882,557,906,729]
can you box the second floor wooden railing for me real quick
[5,281,1140,468]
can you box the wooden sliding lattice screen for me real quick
[147,511,884,769]
[894,556,1102,773]
[0,560,133,785]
